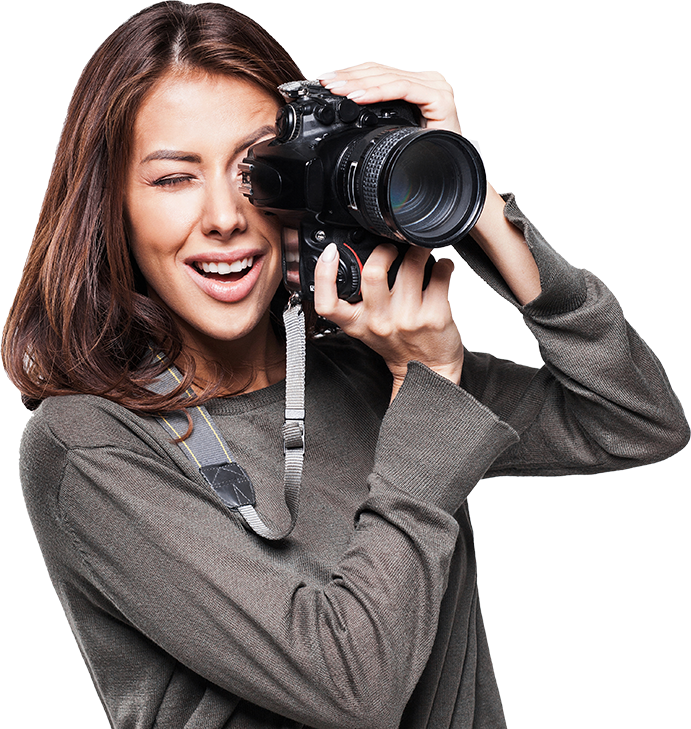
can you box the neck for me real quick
[180,315,286,396]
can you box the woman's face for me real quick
[125,71,282,357]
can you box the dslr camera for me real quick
[239,80,486,302]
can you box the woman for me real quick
[3,2,688,728]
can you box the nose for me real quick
[201,171,248,240]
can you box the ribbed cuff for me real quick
[372,361,519,514]
[504,194,588,316]
[454,193,588,317]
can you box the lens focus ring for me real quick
[357,127,419,240]
[339,125,485,247]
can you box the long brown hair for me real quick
[2,1,303,413]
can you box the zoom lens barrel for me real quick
[341,128,485,248]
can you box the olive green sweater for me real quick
[20,197,689,728]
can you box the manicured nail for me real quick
[320,243,338,263]
[325,80,347,90]
[347,89,366,100]
[318,72,337,80]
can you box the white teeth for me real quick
[199,257,254,274]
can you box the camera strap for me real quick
[149,294,306,540]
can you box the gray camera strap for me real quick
[149,295,305,540]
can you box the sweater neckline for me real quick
[203,339,323,416]
[203,375,286,416]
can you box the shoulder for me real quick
[23,394,159,451]
[24,395,141,448]
[20,394,187,523]
[18,396,134,534]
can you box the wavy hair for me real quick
[2,1,303,413]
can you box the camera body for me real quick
[239,80,486,301]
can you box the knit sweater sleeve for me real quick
[455,194,689,475]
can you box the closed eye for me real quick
[152,175,194,187]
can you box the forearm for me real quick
[470,183,542,306]
[458,193,690,475]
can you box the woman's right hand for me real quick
[313,241,464,400]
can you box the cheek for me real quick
[126,192,197,266]
[250,208,282,254]
[238,198,281,249]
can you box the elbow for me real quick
[330,689,406,729]
[313,651,414,729]
[316,666,410,729]
[651,401,690,461]
[584,405,690,472]
[659,417,690,461]
[630,408,690,467]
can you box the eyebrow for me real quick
[138,125,277,165]
[140,150,201,164]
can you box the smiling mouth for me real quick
[192,256,255,281]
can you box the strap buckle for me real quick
[282,418,305,456]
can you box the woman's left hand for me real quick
[319,62,542,307]
[319,62,462,135]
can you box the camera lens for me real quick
[389,138,463,237]
[343,128,485,247]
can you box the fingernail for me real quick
[318,72,337,80]
[325,80,347,90]
[347,89,366,100]
[320,243,338,263]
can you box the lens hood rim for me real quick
[377,129,486,247]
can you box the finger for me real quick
[318,62,460,133]
[359,243,399,312]
[320,71,420,90]
[390,246,432,302]
[421,257,455,310]
[320,62,386,79]
[320,67,452,100]
[362,81,458,130]
[321,63,447,86]
[313,243,350,321]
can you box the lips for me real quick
[184,252,266,303]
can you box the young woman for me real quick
[3,2,688,728]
